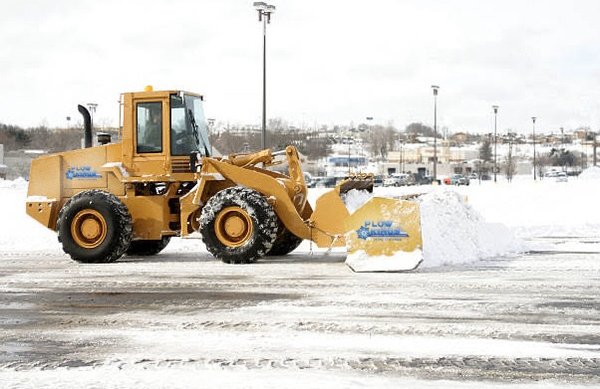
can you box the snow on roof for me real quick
[23,150,47,155]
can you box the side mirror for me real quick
[189,151,201,172]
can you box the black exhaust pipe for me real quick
[78,104,92,148]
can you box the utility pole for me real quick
[532,117,537,180]
[492,105,499,183]
[593,131,598,166]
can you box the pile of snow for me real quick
[419,191,522,268]
[579,165,600,180]
[342,188,522,270]
[341,189,372,213]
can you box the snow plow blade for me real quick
[344,197,423,272]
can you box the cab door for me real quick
[131,97,170,177]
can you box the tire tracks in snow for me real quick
[2,356,599,382]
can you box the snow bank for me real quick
[0,179,62,254]
[419,191,522,268]
[451,177,600,238]
[579,165,600,180]
[0,177,27,189]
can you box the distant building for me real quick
[450,132,469,145]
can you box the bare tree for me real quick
[479,136,492,162]
[504,132,516,182]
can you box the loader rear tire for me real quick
[57,190,132,263]
[126,237,171,256]
[266,225,303,256]
[200,187,278,264]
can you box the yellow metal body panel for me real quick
[122,196,168,240]
[344,198,423,256]
[27,154,63,201]
[309,188,349,247]
[25,199,58,230]
[61,147,108,190]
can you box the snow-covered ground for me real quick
[1,174,600,388]
[7,174,600,267]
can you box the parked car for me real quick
[480,174,491,181]
[304,172,315,188]
[373,175,384,187]
[314,176,337,188]
[468,173,478,180]
[451,174,470,186]
[555,171,568,182]
[415,174,433,185]
[442,176,452,185]
[385,173,415,187]
[384,175,400,187]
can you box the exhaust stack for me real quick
[77,104,92,148]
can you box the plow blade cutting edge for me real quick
[343,197,423,272]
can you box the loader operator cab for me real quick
[129,88,211,174]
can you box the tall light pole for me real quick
[253,2,276,150]
[431,85,439,181]
[399,140,404,174]
[366,116,373,158]
[532,116,537,180]
[492,105,499,183]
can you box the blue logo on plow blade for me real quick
[357,220,409,240]
[65,166,102,180]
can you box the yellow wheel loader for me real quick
[26,87,423,270]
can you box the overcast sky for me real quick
[2,0,600,134]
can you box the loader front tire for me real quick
[200,187,278,264]
[57,190,132,263]
[266,225,303,256]
[126,237,171,256]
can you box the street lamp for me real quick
[399,140,404,174]
[492,105,499,183]
[366,116,373,158]
[253,2,276,150]
[431,85,439,182]
[532,116,537,180]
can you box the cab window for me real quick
[170,95,194,156]
[136,102,162,153]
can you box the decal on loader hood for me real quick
[65,166,102,180]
